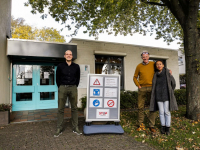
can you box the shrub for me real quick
[79,96,87,111]
[120,90,137,109]
[174,89,186,105]
[0,104,12,111]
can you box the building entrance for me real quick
[12,64,58,111]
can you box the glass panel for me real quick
[16,93,32,101]
[110,57,122,64]
[40,92,55,100]
[110,65,122,75]
[40,66,55,85]
[102,64,109,74]
[95,64,103,74]
[95,64,109,74]
[15,65,32,85]
[95,56,109,63]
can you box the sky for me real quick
[12,0,180,50]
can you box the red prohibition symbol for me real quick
[107,100,115,107]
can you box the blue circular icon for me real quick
[93,99,100,107]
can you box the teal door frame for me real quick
[12,63,58,111]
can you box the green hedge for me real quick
[174,89,186,105]
[120,90,138,109]
[80,89,186,110]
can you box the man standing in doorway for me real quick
[133,50,157,133]
[54,50,81,137]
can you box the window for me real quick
[95,55,124,89]
[15,65,33,86]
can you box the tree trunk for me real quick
[184,2,200,120]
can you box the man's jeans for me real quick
[157,101,171,127]
[138,86,157,127]
[57,85,78,130]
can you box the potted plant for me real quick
[0,104,12,125]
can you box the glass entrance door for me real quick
[12,64,58,111]
[36,65,58,109]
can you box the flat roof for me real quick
[7,39,77,59]
[69,38,178,51]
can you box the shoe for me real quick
[161,126,165,134]
[136,123,146,131]
[54,128,62,137]
[73,127,82,135]
[165,127,170,135]
[149,127,156,133]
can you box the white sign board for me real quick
[78,65,90,88]
[86,74,120,122]
[44,72,49,79]
[17,79,24,84]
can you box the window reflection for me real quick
[102,64,109,74]
[15,65,32,85]
[40,66,55,85]
[40,92,55,100]
[95,56,109,63]
[110,57,122,64]
[16,93,32,101]
[110,65,121,75]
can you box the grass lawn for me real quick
[120,105,200,150]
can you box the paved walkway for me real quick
[10,108,84,123]
[1,118,156,150]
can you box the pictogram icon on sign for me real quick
[93,99,100,107]
[93,89,100,96]
[107,100,115,107]
[93,79,100,85]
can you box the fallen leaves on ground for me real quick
[120,105,200,150]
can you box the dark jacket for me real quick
[155,68,169,102]
[149,68,178,111]
[56,62,80,88]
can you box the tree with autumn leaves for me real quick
[25,0,200,120]
[11,16,66,42]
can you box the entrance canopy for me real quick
[7,39,77,63]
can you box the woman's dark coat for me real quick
[149,68,178,111]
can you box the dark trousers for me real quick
[138,86,157,127]
[57,85,78,130]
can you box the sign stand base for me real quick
[83,124,124,135]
